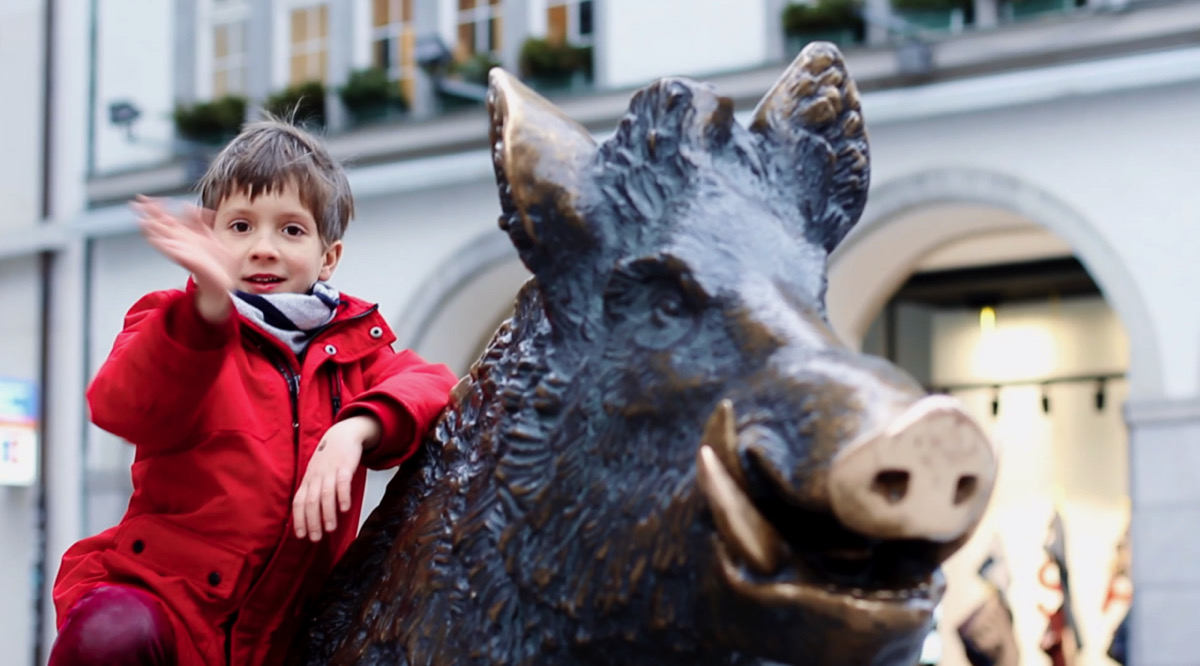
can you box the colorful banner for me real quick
[958,536,1020,666]
[1104,523,1132,665]
[0,378,38,487]
[1039,510,1081,666]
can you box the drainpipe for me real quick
[33,0,57,659]
[38,0,91,660]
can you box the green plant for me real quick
[891,0,970,11]
[518,37,593,80]
[781,0,863,34]
[453,52,502,86]
[338,67,407,113]
[265,80,327,126]
[172,95,246,144]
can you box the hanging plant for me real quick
[172,95,247,145]
[265,80,327,127]
[518,37,593,82]
[339,67,407,125]
[781,0,864,35]
[453,52,503,86]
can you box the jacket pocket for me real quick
[107,513,252,606]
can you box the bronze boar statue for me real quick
[293,42,999,665]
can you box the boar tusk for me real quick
[696,445,786,576]
[701,400,747,487]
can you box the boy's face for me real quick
[211,182,343,295]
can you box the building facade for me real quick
[5,0,1200,663]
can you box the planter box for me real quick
[525,71,594,95]
[177,132,237,148]
[892,7,966,33]
[786,29,860,52]
[346,100,408,128]
[1004,0,1074,20]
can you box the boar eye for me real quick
[653,289,686,322]
[604,271,699,350]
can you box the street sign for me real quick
[0,378,38,487]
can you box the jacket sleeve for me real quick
[86,289,239,451]
[338,348,457,470]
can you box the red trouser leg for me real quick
[49,586,178,666]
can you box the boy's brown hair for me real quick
[197,117,354,245]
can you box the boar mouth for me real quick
[695,401,941,627]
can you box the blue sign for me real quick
[0,378,37,486]
[0,378,37,424]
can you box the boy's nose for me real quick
[249,236,280,261]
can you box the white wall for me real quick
[929,297,1131,666]
[85,235,182,536]
[92,0,175,173]
[601,0,770,88]
[0,2,46,663]
[0,257,43,666]
[0,0,45,232]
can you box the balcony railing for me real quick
[90,0,1200,206]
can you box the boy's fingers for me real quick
[292,486,308,538]
[134,200,168,221]
[136,213,172,239]
[190,205,216,227]
[305,480,323,541]
[182,205,214,233]
[320,475,338,533]
[336,467,352,513]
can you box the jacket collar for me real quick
[183,278,396,363]
[315,295,395,364]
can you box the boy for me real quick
[49,119,457,665]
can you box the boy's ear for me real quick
[319,240,343,281]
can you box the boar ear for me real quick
[488,68,598,273]
[749,42,869,255]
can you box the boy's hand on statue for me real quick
[294,415,381,542]
[132,195,236,323]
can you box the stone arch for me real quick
[392,229,526,375]
[827,167,1164,399]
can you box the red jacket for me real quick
[54,287,456,665]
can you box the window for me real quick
[213,20,247,96]
[372,0,415,101]
[546,0,592,46]
[456,0,503,60]
[289,4,329,84]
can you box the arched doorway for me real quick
[828,167,1163,397]
[828,169,1154,666]
[360,230,526,515]
[392,229,526,377]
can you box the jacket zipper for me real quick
[227,306,380,658]
[254,303,377,436]
[255,341,301,476]
[329,367,342,420]
[232,339,300,663]
[223,613,237,666]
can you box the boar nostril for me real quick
[870,470,909,504]
[954,476,978,505]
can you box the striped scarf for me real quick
[233,281,341,355]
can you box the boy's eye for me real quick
[230,220,250,232]
[283,225,305,237]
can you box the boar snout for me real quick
[828,395,997,544]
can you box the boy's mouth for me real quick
[244,274,286,291]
